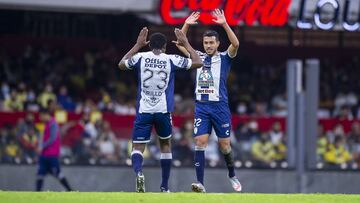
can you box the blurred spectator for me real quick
[173,119,194,166]
[37,83,56,108]
[269,122,283,145]
[251,101,268,117]
[97,121,119,164]
[57,86,75,111]
[75,113,98,164]
[16,113,39,162]
[233,123,250,161]
[1,82,10,101]
[273,139,287,162]
[327,124,345,144]
[0,126,10,160]
[251,133,275,167]
[324,135,352,168]
[16,82,28,105]
[174,95,194,115]
[334,91,357,111]
[1,125,20,163]
[335,105,353,120]
[77,99,97,114]
[60,116,86,158]
[348,122,360,166]
[236,101,248,115]
[97,89,112,112]
[113,97,136,115]
[3,90,23,111]
[18,125,39,162]
[317,125,328,162]
[269,122,286,162]
[247,120,261,141]
[3,138,20,162]
[271,93,287,117]
[233,120,260,161]
[24,88,40,112]
[113,98,127,115]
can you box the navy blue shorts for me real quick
[37,156,61,176]
[193,101,231,138]
[132,113,172,143]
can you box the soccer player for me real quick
[36,104,72,191]
[118,27,203,192]
[175,9,242,192]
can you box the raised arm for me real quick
[174,28,203,69]
[212,9,239,58]
[173,12,200,57]
[118,27,150,70]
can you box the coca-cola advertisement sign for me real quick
[159,0,360,31]
[160,0,291,26]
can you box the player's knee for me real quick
[132,143,146,152]
[159,139,171,153]
[194,137,208,148]
[219,141,231,154]
[159,138,171,146]
[220,146,232,154]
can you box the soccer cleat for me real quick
[136,172,145,192]
[160,187,170,193]
[229,176,242,192]
[191,182,206,193]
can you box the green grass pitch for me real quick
[1,192,360,203]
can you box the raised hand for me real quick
[185,11,200,25]
[174,28,189,47]
[212,9,227,25]
[136,27,150,47]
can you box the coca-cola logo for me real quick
[160,0,291,26]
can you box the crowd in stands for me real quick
[1,109,359,169]
[1,44,360,169]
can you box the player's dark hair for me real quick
[149,33,167,50]
[203,30,219,41]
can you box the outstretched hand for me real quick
[173,28,189,47]
[185,11,200,25]
[136,27,150,47]
[212,9,227,25]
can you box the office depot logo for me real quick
[160,0,291,26]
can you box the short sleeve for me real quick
[221,51,233,72]
[223,51,234,61]
[169,54,192,70]
[125,53,142,70]
[226,49,236,59]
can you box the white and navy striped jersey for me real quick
[125,51,192,113]
[195,50,234,102]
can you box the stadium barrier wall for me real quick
[0,165,359,193]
